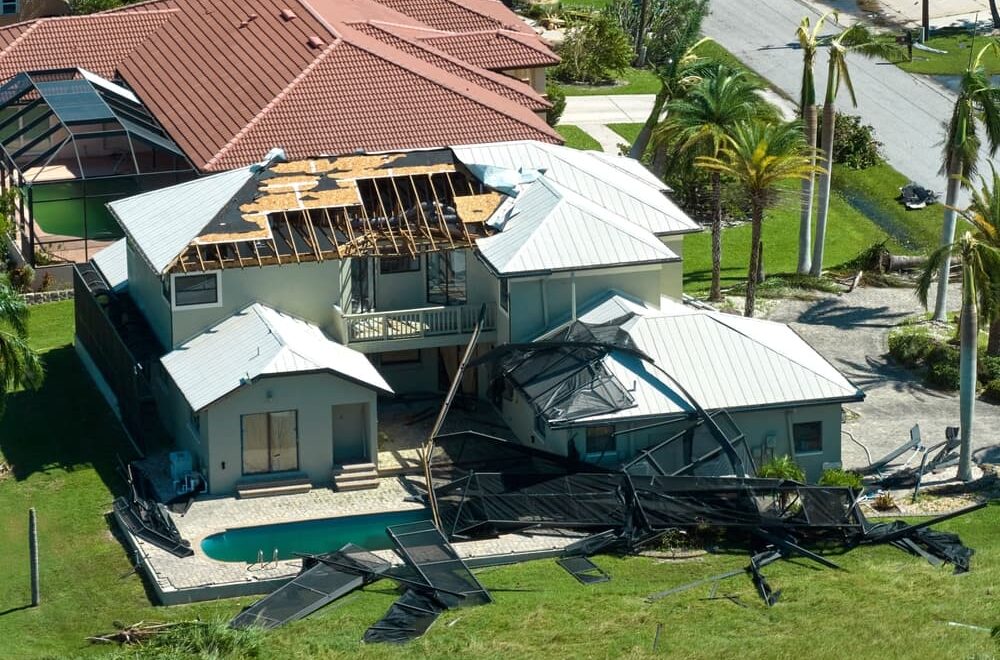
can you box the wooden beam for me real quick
[323,207,343,258]
[193,243,207,272]
[281,211,301,264]
[251,239,264,267]
[368,180,401,255]
[214,243,226,270]
[302,209,323,262]
[411,175,453,249]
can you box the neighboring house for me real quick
[75,140,861,496]
[0,0,69,27]
[0,0,559,265]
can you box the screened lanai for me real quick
[0,68,195,264]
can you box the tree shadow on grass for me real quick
[0,346,136,497]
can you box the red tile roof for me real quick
[0,0,560,172]
[0,9,178,80]
[209,24,558,169]
[354,22,549,110]
[421,30,559,70]
[366,0,529,34]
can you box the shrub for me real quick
[818,468,864,489]
[552,14,634,85]
[871,491,896,511]
[7,264,33,293]
[546,82,566,126]
[818,113,884,170]
[926,361,961,390]
[757,455,805,482]
[983,379,1000,404]
[887,329,936,367]
[40,271,54,292]
[980,355,1000,383]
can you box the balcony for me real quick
[331,303,497,352]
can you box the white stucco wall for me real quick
[199,372,378,495]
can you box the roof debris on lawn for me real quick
[0,0,560,172]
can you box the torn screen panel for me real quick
[387,520,491,608]
[364,589,445,644]
[557,556,610,585]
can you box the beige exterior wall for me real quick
[505,264,664,342]
[660,236,684,301]
[127,244,172,349]
[500,393,845,482]
[170,260,343,347]
[502,67,547,94]
[198,372,378,495]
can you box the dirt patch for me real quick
[0,460,11,480]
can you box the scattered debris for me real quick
[898,182,939,209]
[0,460,10,479]
[88,621,188,645]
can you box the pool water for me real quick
[200,507,431,563]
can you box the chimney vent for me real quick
[307,35,324,49]
[280,8,296,21]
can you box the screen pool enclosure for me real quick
[224,430,982,643]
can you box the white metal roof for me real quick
[475,177,679,275]
[161,303,392,412]
[109,166,256,275]
[568,295,862,424]
[451,140,699,236]
[91,238,128,291]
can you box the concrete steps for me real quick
[332,462,379,492]
[237,477,312,499]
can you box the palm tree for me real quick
[697,120,821,317]
[794,13,833,275]
[628,0,711,160]
[932,41,1000,322]
[652,66,770,302]
[956,167,1000,355]
[0,278,42,412]
[810,25,902,277]
[917,231,1000,481]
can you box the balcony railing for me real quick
[338,303,497,345]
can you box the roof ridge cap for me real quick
[366,19,452,36]
[432,0,507,30]
[361,22,549,107]
[545,178,666,248]
[205,40,342,170]
[0,18,42,59]
[98,0,175,14]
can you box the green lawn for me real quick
[560,66,662,96]
[556,124,602,150]
[891,31,1000,75]
[608,122,643,144]
[1,307,998,658]
[694,40,774,92]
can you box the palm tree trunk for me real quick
[957,285,977,481]
[990,0,1000,29]
[745,204,763,317]
[630,86,669,160]
[933,156,964,321]
[988,317,1000,356]
[709,171,724,302]
[798,103,818,274]
[810,103,836,277]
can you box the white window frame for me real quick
[170,271,223,311]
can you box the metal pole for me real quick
[922,0,929,41]
[29,507,39,607]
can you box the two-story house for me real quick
[77,140,862,496]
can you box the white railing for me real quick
[341,303,497,344]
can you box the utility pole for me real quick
[922,0,930,42]
[29,508,39,607]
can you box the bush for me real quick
[871,491,896,511]
[926,361,961,390]
[983,379,1000,404]
[546,82,566,126]
[887,329,936,367]
[818,113,883,170]
[757,455,805,482]
[818,468,864,489]
[7,264,33,293]
[980,355,1000,383]
[552,14,634,85]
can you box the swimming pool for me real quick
[200,507,431,563]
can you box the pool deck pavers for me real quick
[125,477,576,604]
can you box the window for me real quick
[793,421,823,454]
[381,349,421,365]
[241,411,298,475]
[380,255,420,274]
[427,251,467,306]
[585,425,615,455]
[499,278,509,313]
[173,273,219,307]
[0,1,16,15]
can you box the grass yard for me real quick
[890,31,1000,76]
[556,124,602,150]
[695,40,773,91]
[0,307,998,658]
[608,122,643,144]
[560,66,661,96]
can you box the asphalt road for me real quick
[703,0,978,200]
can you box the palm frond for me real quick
[915,242,957,308]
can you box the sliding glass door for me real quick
[241,410,298,475]
[427,250,467,306]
